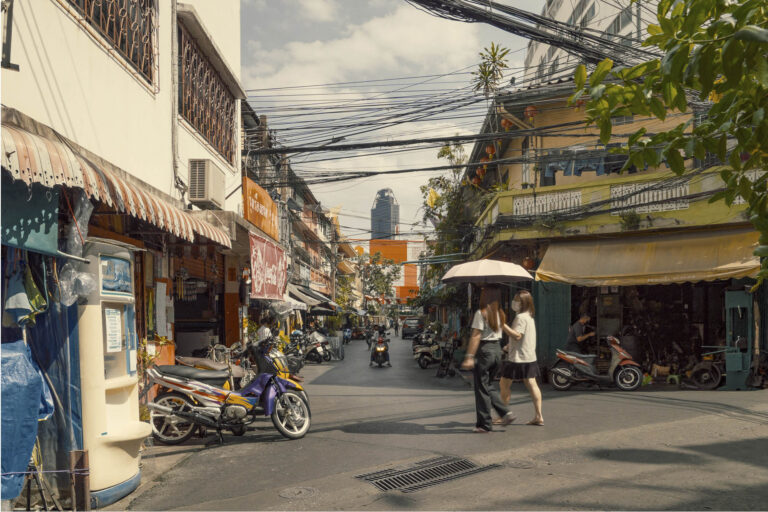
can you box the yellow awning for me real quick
[536,229,760,287]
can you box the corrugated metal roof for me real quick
[1,123,231,248]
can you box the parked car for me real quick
[401,318,424,339]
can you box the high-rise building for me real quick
[523,0,655,85]
[370,188,399,240]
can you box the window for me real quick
[606,7,634,41]
[67,0,155,83]
[178,22,237,164]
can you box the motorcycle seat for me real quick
[175,357,247,378]
[559,350,598,361]
[156,364,230,381]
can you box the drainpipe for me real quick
[170,0,187,202]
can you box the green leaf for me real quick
[628,127,647,146]
[754,246,768,258]
[754,108,766,128]
[698,45,715,96]
[589,83,606,100]
[733,26,768,43]
[648,24,663,35]
[756,58,768,87]
[575,64,587,90]
[739,177,753,202]
[649,97,667,120]
[674,82,688,112]
[658,0,674,17]
[590,58,614,87]
[665,148,685,174]
[722,40,744,84]
[663,81,678,105]
[599,118,612,144]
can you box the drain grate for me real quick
[355,456,502,493]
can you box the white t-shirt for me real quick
[471,309,502,341]
[507,312,537,363]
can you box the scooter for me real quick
[147,364,310,445]
[370,336,390,368]
[550,336,643,391]
[304,332,327,364]
[343,328,352,345]
[411,330,436,352]
[413,342,443,369]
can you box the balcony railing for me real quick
[472,166,757,250]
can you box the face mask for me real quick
[511,300,521,313]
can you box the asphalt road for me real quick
[120,332,768,511]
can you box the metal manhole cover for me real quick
[355,456,502,493]
[279,487,318,499]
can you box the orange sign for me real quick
[243,177,279,241]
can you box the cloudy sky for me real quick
[241,0,544,248]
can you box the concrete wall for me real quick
[2,0,242,211]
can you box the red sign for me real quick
[249,232,287,300]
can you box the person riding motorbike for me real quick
[370,334,392,367]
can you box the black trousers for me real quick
[472,341,509,431]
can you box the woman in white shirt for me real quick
[500,290,544,426]
[460,285,514,433]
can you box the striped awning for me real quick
[1,124,231,248]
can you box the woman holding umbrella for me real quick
[460,285,515,433]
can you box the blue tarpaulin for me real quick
[1,340,53,500]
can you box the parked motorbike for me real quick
[550,336,643,391]
[343,328,352,345]
[371,336,390,368]
[411,330,436,352]
[304,332,327,364]
[413,342,443,369]
[147,362,310,445]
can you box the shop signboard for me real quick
[243,177,279,241]
[249,232,287,300]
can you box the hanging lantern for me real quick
[524,105,539,121]
[522,256,536,270]
[500,118,513,131]
[485,144,496,156]
[472,175,482,186]
[476,167,486,178]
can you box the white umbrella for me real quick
[441,259,533,284]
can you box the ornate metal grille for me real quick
[178,22,236,164]
[66,0,155,84]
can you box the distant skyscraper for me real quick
[370,188,399,240]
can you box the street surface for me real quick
[114,333,768,511]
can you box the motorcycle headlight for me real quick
[376,346,386,352]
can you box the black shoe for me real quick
[386,362,392,367]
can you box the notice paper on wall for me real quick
[104,308,123,353]
[156,282,168,338]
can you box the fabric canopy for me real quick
[536,229,760,287]
[282,293,307,311]
[287,284,320,307]
[1,123,230,247]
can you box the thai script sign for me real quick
[243,177,279,241]
[249,232,287,300]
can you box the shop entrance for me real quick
[568,280,759,388]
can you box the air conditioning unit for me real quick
[189,159,225,209]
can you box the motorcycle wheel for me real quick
[418,354,430,369]
[549,363,573,391]
[615,365,643,391]
[272,391,311,440]
[323,351,332,362]
[230,424,247,436]
[691,364,722,390]
[150,392,198,445]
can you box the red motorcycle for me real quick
[550,336,643,391]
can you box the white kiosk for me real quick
[76,240,151,507]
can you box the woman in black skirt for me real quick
[500,290,544,426]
